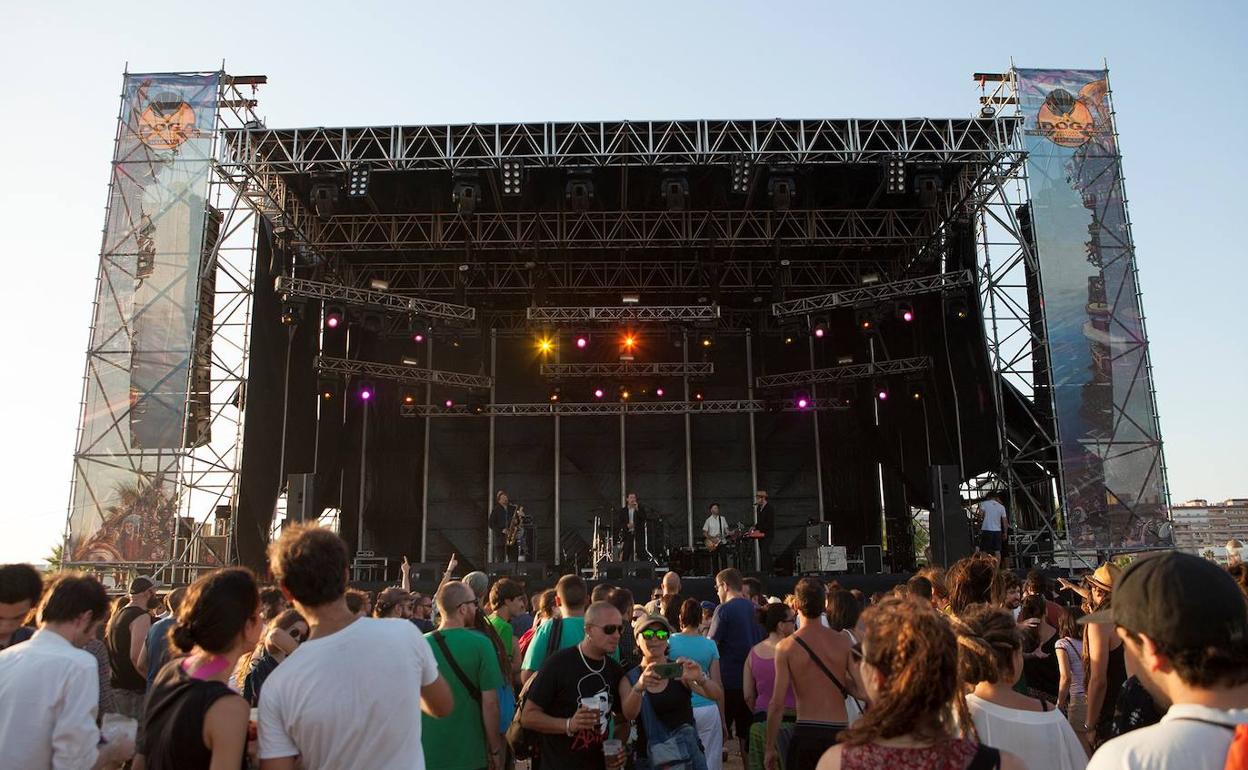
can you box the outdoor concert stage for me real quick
[65,69,1170,585]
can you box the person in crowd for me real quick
[239,608,307,707]
[624,613,721,770]
[1080,562,1125,748]
[905,575,934,603]
[132,568,262,770]
[412,591,435,632]
[672,597,726,770]
[105,575,159,717]
[517,588,557,660]
[711,568,764,758]
[0,572,135,769]
[344,587,371,619]
[646,571,683,614]
[257,524,453,770]
[373,586,412,619]
[1019,594,1060,702]
[700,601,716,636]
[954,604,1087,770]
[489,577,527,681]
[743,578,767,611]
[915,566,950,612]
[521,601,629,770]
[591,582,613,604]
[946,555,997,616]
[744,602,796,770]
[422,580,505,770]
[1087,551,1248,769]
[1024,570,1065,627]
[1054,605,1090,752]
[258,586,287,621]
[660,588,691,633]
[84,622,118,717]
[510,588,534,638]
[815,597,1024,770]
[464,570,490,606]
[991,570,1023,618]
[976,491,1009,561]
[1227,539,1244,567]
[0,562,42,650]
[1228,563,1248,597]
[139,586,187,687]
[766,577,859,770]
[825,590,862,638]
[521,574,591,683]
[607,586,641,670]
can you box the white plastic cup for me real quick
[603,738,623,757]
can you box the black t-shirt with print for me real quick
[527,644,625,770]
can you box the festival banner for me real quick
[67,73,219,563]
[1015,68,1168,549]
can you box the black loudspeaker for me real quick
[929,465,973,565]
[862,545,884,575]
[601,561,655,579]
[288,473,316,523]
[488,562,548,583]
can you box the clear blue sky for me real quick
[0,0,1243,563]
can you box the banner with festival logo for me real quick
[67,73,219,563]
[1015,68,1169,549]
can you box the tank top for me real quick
[1097,642,1128,732]
[748,646,796,713]
[106,605,150,692]
[138,658,242,770]
[842,737,980,770]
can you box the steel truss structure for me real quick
[275,275,475,322]
[315,355,494,390]
[527,305,720,323]
[772,270,974,317]
[221,117,1019,172]
[755,357,931,389]
[540,362,714,379]
[68,73,266,584]
[405,398,845,418]
[305,209,935,252]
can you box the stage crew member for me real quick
[615,492,647,562]
[754,491,775,575]
[490,490,511,563]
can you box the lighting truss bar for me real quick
[771,270,974,317]
[527,305,720,323]
[338,259,888,297]
[540,362,714,379]
[275,275,475,322]
[221,118,1020,173]
[403,399,844,417]
[316,355,493,390]
[755,356,931,389]
[306,209,935,251]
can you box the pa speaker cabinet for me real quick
[287,473,316,523]
[861,545,884,575]
[928,465,973,565]
[804,523,833,547]
[797,546,848,574]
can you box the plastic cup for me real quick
[603,738,623,757]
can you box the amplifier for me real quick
[796,546,848,574]
[805,523,833,547]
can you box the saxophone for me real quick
[504,504,525,546]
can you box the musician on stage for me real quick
[615,491,647,561]
[702,502,730,574]
[755,490,776,574]
[489,490,511,562]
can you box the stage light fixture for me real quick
[886,156,906,194]
[795,394,811,410]
[402,393,416,405]
[908,384,925,401]
[444,398,455,408]
[692,389,704,401]
[452,173,481,214]
[565,170,595,210]
[621,293,641,304]
[310,181,338,217]
[575,335,589,350]
[324,306,344,330]
[768,169,796,211]
[318,377,339,402]
[874,382,890,402]
[661,170,690,212]
[833,386,854,408]
[730,157,752,195]
[784,335,795,345]
[619,387,631,401]
[470,400,486,415]
[347,164,371,198]
[280,303,301,326]
[655,386,665,397]
[501,159,524,197]
[855,310,875,332]
[369,277,390,291]
[549,387,561,403]
[949,298,970,320]
[593,387,605,399]
[537,336,555,354]
[811,315,829,339]
[358,381,375,401]
[897,302,915,323]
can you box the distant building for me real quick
[1171,498,1248,561]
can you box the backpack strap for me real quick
[546,616,563,657]
[792,636,852,701]
[967,743,1002,770]
[432,631,482,703]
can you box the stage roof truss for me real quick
[526,305,720,323]
[316,355,493,390]
[405,398,846,417]
[540,362,714,379]
[771,270,974,317]
[275,275,475,322]
[755,356,931,389]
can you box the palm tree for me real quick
[46,542,65,571]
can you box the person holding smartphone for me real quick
[623,614,722,770]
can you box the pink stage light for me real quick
[326,315,341,329]
[444,398,454,408]
[359,387,373,401]
[575,336,589,349]
[593,388,605,399]
[796,397,810,409]
[902,309,915,322]
[813,327,825,338]
[655,387,665,397]
[412,333,425,343]
[877,389,889,401]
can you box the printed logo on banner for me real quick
[1032,79,1109,148]
[137,93,199,149]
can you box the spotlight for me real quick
[593,388,605,399]
[661,169,689,212]
[412,332,425,343]
[796,395,811,410]
[575,335,589,350]
[730,156,752,195]
[402,393,416,405]
[549,388,561,403]
[874,382,890,402]
[855,310,875,332]
[768,168,796,211]
[619,387,631,401]
[280,303,301,326]
[897,302,915,323]
[810,315,829,339]
[501,159,524,197]
[325,306,344,330]
[908,384,925,401]
[452,173,480,214]
[784,335,795,345]
[347,164,371,198]
[833,386,854,408]
[885,156,906,194]
[318,377,339,402]
[621,294,641,304]
[565,170,595,210]
[700,335,713,348]
[369,278,390,291]
[358,382,375,401]
[655,387,665,397]
[537,336,554,354]
[692,390,704,401]
[444,398,455,408]
[949,298,970,320]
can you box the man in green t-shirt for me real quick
[488,578,526,678]
[422,581,505,770]
[520,574,589,684]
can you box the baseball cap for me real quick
[1080,551,1248,650]
[699,600,716,611]
[634,613,674,635]
[129,575,162,594]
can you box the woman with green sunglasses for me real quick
[623,614,723,770]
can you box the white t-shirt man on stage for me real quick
[977,493,1008,559]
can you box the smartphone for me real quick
[654,662,684,679]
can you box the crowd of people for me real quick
[1,534,1246,770]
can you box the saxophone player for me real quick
[489,490,511,562]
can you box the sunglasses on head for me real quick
[640,628,670,640]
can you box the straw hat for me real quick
[1085,562,1121,593]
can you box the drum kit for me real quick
[582,509,763,578]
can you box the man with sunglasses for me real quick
[523,601,630,770]
[422,580,506,770]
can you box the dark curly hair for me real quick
[952,604,1022,685]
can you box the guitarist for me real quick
[702,502,730,575]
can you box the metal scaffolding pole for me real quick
[554,414,561,566]
[683,330,694,547]
[809,335,825,519]
[747,331,760,570]
[420,336,433,563]
[487,330,497,566]
[357,400,369,552]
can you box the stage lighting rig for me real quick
[357,381,376,402]
[501,159,524,197]
[574,334,589,350]
[318,377,340,402]
[896,302,915,323]
[810,315,829,339]
[768,167,796,211]
[565,169,595,210]
[730,156,752,195]
[324,305,345,330]
[280,303,301,326]
[452,173,481,215]
[549,387,561,403]
[885,156,906,194]
[347,164,371,198]
[874,382,890,402]
[855,309,876,333]
[948,297,970,320]
[408,315,429,343]
[661,168,689,212]
[310,177,339,217]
